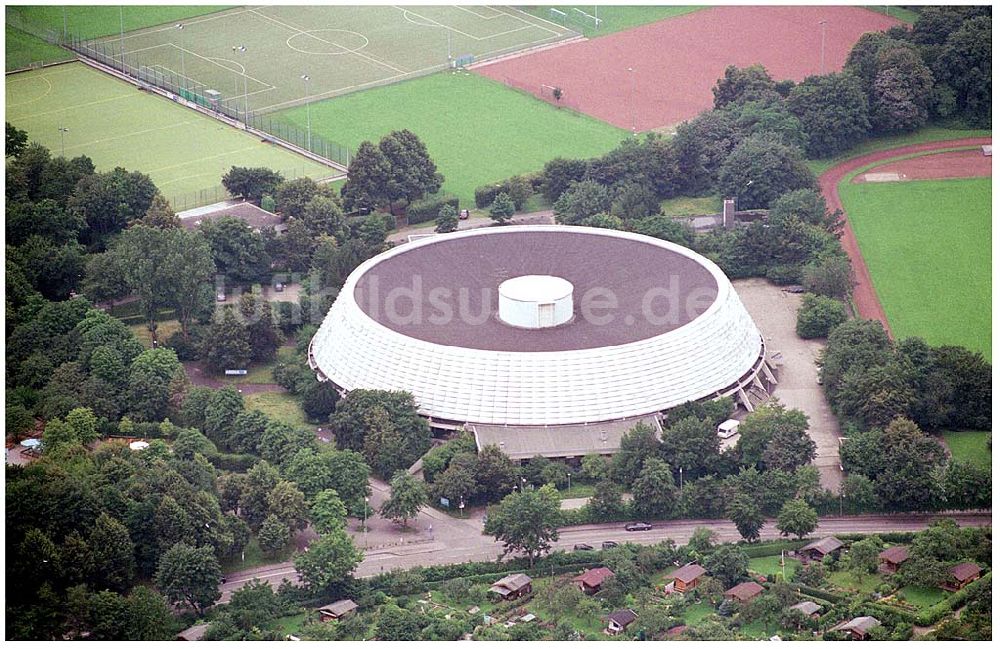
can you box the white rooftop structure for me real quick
[310,226,773,435]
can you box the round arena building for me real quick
[309,226,775,458]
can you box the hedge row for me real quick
[788,582,842,604]
[740,539,809,558]
[405,194,459,224]
[914,572,991,626]
[206,451,258,472]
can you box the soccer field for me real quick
[525,5,705,35]
[5,62,332,209]
[81,5,576,115]
[839,177,991,360]
[6,5,231,40]
[277,71,627,206]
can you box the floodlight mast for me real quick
[301,74,312,151]
[232,45,249,124]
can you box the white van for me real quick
[717,419,741,439]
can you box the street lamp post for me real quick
[566,472,571,491]
[679,467,684,491]
[818,20,828,74]
[301,74,312,152]
[363,496,369,549]
[119,6,126,71]
[58,127,69,156]
[232,45,249,123]
[175,24,186,91]
[627,66,637,134]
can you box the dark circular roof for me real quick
[353,229,719,352]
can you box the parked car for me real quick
[602,541,619,549]
[625,522,653,532]
[573,543,594,551]
[459,209,470,220]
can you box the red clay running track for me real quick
[817,137,993,334]
[476,6,898,131]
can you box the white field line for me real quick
[19,93,136,117]
[501,5,573,35]
[252,31,570,114]
[125,42,175,55]
[453,5,504,20]
[62,119,197,153]
[5,74,53,108]
[248,8,407,74]
[146,144,262,175]
[105,7,258,42]
[171,44,275,90]
[395,5,531,41]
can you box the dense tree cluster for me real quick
[341,129,443,213]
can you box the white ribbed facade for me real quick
[310,226,768,427]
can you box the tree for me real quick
[786,73,871,157]
[631,457,679,519]
[727,493,764,543]
[301,380,339,423]
[301,194,346,238]
[845,536,882,583]
[435,204,459,233]
[198,215,270,283]
[735,401,810,470]
[125,348,183,421]
[68,167,158,250]
[292,529,362,591]
[802,253,854,299]
[718,134,816,209]
[380,471,428,528]
[154,542,221,614]
[330,389,430,472]
[89,514,136,592]
[540,157,589,202]
[257,514,291,556]
[6,198,85,246]
[489,191,516,225]
[705,544,750,588]
[580,453,610,482]
[10,236,87,300]
[473,444,518,501]
[274,177,323,219]
[310,489,348,534]
[379,129,443,206]
[660,416,719,478]
[870,46,934,133]
[775,498,818,539]
[941,461,991,510]
[553,180,612,225]
[375,602,424,641]
[201,308,251,374]
[483,484,562,566]
[221,166,284,203]
[632,214,695,247]
[341,141,391,213]
[203,386,245,447]
[140,193,180,229]
[937,15,991,126]
[796,293,847,339]
[612,422,661,486]
[6,121,28,157]
[238,293,281,363]
[123,586,173,641]
[267,480,309,531]
[586,479,626,521]
[712,64,781,109]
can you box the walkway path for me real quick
[817,137,992,334]
[388,210,554,244]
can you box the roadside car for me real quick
[625,522,653,532]
[601,541,619,549]
[573,543,594,551]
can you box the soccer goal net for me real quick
[570,8,602,30]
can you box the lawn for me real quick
[5,62,332,210]
[749,554,801,579]
[244,391,312,430]
[660,194,720,216]
[276,71,626,206]
[807,127,992,174]
[523,5,706,36]
[897,585,948,610]
[6,5,230,40]
[5,24,73,71]
[864,5,920,24]
[682,600,716,624]
[839,177,991,360]
[827,570,886,595]
[941,431,991,469]
[220,535,293,573]
[128,319,182,349]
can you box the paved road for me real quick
[817,137,992,333]
[218,512,990,602]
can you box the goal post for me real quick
[571,7,602,30]
[549,8,567,23]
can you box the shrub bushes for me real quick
[406,194,459,225]
[796,293,848,338]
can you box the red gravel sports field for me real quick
[476,6,898,131]
[852,149,993,183]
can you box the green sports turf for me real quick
[941,431,991,468]
[525,5,705,35]
[6,5,231,40]
[864,5,920,24]
[277,71,627,206]
[5,62,332,210]
[5,24,73,71]
[839,177,991,360]
[78,5,577,115]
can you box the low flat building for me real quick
[316,599,358,622]
[489,573,532,600]
[471,416,661,461]
[606,609,638,636]
[789,601,822,619]
[724,581,764,603]
[572,567,615,595]
[799,537,844,561]
[878,546,909,574]
[830,616,880,640]
[942,562,981,592]
[667,563,707,593]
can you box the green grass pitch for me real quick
[525,5,705,35]
[5,24,73,71]
[5,62,332,209]
[941,431,991,468]
[6,5,231,40]
[839,177,991,360]
[277,71,627,206]
[80,5,577,115]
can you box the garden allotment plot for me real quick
[92,5,576,113]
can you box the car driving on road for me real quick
[625,522,653,532]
